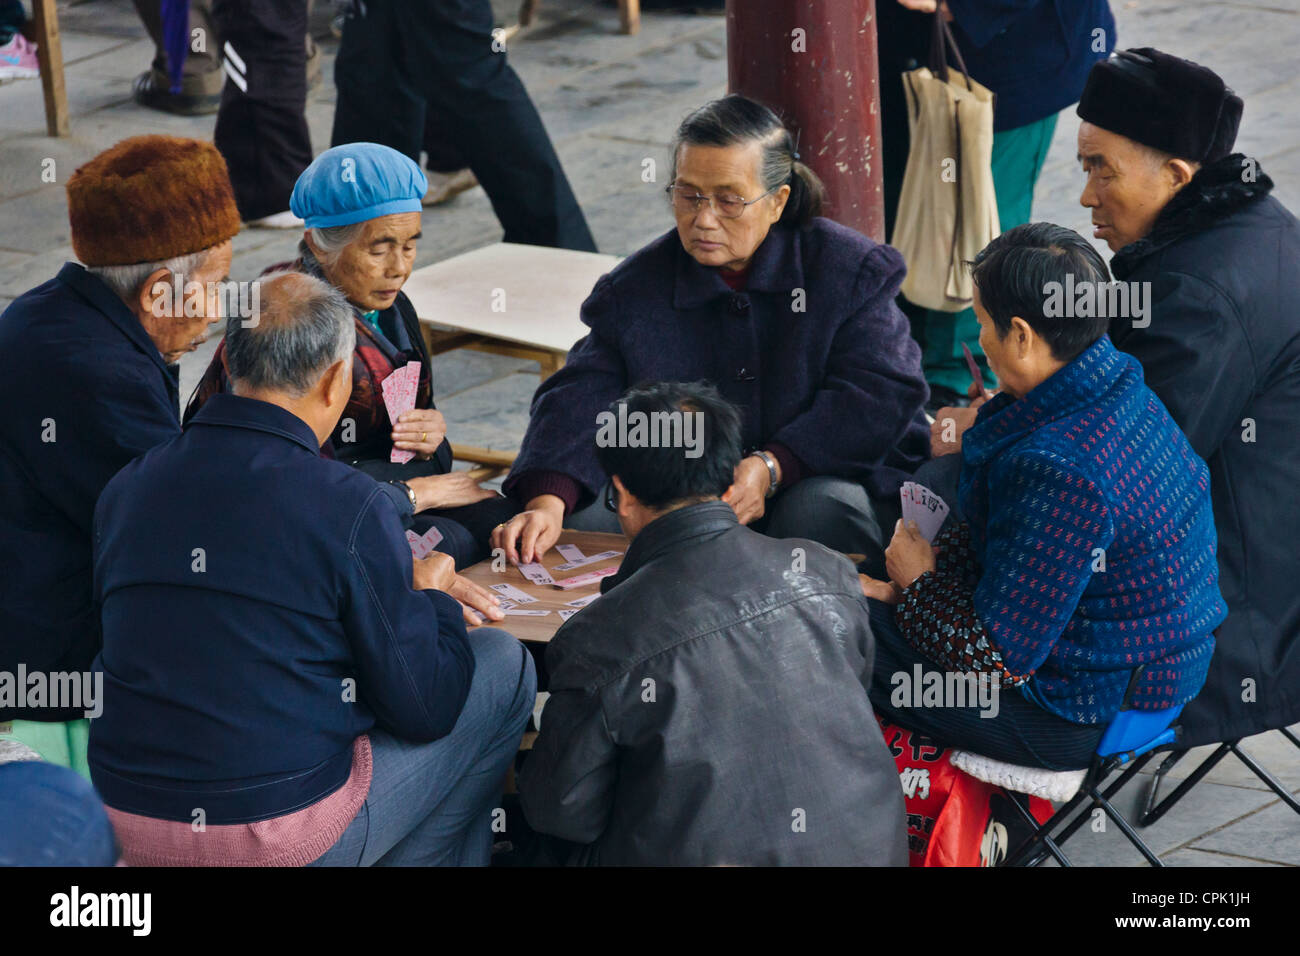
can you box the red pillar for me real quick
[726,0,885,242]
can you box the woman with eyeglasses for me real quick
[493,94,930,572]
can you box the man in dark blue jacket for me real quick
[0,136,239,728]
[89,272,535,866]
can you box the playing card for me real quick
[489,582,537,604]
[406,526,444,559]
[383,361,422,464]
[503,609,552,617]
[517,562,555,586]
[565,593,601,608]
[553,550,623,571]
[553,566,619,590]
[557,609,580,621]
[905,482,949,542]
[556,544,585,563]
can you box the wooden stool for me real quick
[519,0,641,35]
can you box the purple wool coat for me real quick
[504,218,931,510]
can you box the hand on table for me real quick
[491,494,564,564]
[722,455,774,525]
[407,472,498,511]
[446,574,505,626]
[392,408,447,460]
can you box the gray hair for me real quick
[225,272,356,396]
[304,223,365,267]
[86,248,211,304]
[670,94,826,229]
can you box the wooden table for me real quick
[460,530,627,644]
[404,242,621,382]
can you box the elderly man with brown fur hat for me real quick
[1075,49,1300,755]
[0,136,239,748]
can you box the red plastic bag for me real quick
[878,718,1053,866]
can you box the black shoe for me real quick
[132,71,221,116]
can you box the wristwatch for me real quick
[749,450,780,499]
[388,479,418,511]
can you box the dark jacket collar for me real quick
[672,224,806,309]
[58,262,173,382]
[602,500,739,593]
[187,391,324,455]
[963,335,1128,467]
[1112,153,1274,279]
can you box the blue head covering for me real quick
[290,143,428,229]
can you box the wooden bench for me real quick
[404,242,622,473]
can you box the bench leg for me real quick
[31,0,69,137]
[619,0,640,35]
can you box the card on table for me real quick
[553,566,619,590]
[557,609,580,621]
[565,593,601,608]
[517,561,555,586]
[555,544,585,563]
[489,582,537,604]
[553,550,623,572]
[504,609,552,617]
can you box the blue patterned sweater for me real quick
[897,336,1226,724]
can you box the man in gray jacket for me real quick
[519,381,907,865]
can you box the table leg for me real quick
[32,0,69,137]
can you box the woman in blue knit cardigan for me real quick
[861,223,1227,770]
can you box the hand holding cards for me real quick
[381,361,422,464]
[900,481,949,542]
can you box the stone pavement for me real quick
[0,0,1296,866]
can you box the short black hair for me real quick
[593,381,742,511]
[969,222,1112,362]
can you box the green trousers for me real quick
[2,719,91,779]
[912,112,1059,395]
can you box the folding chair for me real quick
[1001,667,1183,867]
[1139,728,1300,826]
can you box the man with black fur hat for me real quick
[1077,48,1300,749]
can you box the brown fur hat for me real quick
[67,135,241,267]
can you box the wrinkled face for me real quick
[140,239,234,364]
[672,141,788,272]
[325,212,422,312]
[973,286,1017,398]
[1077,121,1179,252]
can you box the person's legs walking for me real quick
[398,0,596,250]
[311,627,536,866]
[212,0,312,222]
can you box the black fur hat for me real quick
[1077,48,1243,164]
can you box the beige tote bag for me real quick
[891,16,999,312]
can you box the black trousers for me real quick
[866,598,1104,771]
[212,0,313,220]
[331,0,596,251]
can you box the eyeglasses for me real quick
[604,481,619,513]
[666,183,775,219]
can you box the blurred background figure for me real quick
[0,1,39,81]
[879,0,1115,410]
[330,0,596,250]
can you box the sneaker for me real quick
[245,210,305,229]
[423,168,479,206]
[132,71,222,116]
[0,33,39,81]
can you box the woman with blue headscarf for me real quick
[187,143,518,569]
